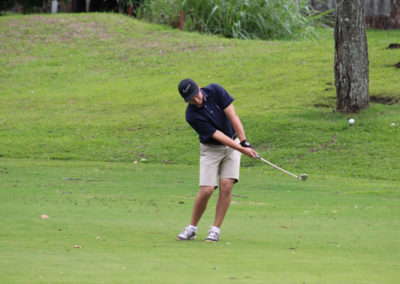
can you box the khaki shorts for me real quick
[199,139,242,187]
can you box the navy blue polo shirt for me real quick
[186,83,235,145]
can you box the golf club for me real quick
[256,155,308,181]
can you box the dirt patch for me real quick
[315,95,400,108]
[370,95,400,105]
[387,43,400,49]
[385,44,400,68]
[64,22,110,41]
[3,15,111,44]
[126,33,232,56]
[310,134,338,153]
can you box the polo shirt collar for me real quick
[201,90,208,106]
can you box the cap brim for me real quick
[184,91,197,102]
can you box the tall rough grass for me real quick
[138,0,324,40]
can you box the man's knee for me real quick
[199,186,216,197]
[219,178,235,193]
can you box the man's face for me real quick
[188,89,203,107]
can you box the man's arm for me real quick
[223,104,246,142]
[212,130,258,159]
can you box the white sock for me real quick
[211,226,220,233]
[189,225,197,232]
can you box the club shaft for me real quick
[258,157,299,179]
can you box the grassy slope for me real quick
[0,13,399,181]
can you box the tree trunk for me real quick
[390,0,400,28]
[334,0,370,113]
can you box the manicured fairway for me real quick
[1,159,399,283]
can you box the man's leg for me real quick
[204,178,234,242]
[177,142,221,241]
[190,186,216,226]
[177,186,215,241]
[213,178,235,228]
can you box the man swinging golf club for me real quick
[176,78,258,242]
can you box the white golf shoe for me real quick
[176,227,196,241]
[205,229,219,242]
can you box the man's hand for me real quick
[212,130,258,159]
[241,146,258,159]
[240,139,258,158]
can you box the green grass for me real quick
[0,159,399,283]
[1,13,399,181]
[0,13,400,283]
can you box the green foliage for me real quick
[18,0,48,14]
[0,0,17,13]
[138,0,328,40]
[118,0,145,15]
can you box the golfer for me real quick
[176,78,258,242]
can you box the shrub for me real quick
[0,0,17,14]
[138,0,326,40]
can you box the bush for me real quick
[0,0,17,14]
[137,0,326,40]
[119,0,145,16]
[1,0,49,14]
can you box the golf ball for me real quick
[349,118,355,125]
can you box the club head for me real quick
[299,174,308,181]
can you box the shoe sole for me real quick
[204,239,218,242]
[176,237,196,241]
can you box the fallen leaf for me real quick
[232,194,248,198]
[277,225,291,229]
